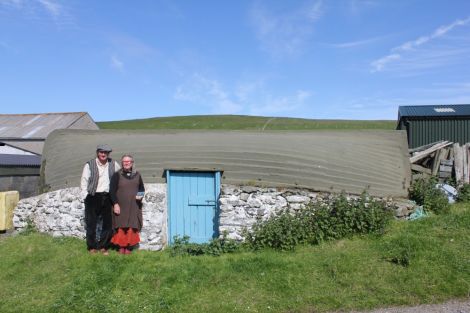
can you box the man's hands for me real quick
[113,203,121,215]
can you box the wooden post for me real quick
[432,149,445,176]
[464,143,470,184]
[453,143,463,184]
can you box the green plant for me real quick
[169,232,240,257]
[457,183,470,202]
[245,192,393,251]
[409,177,450,214]
[19,218,38,236]
[382,236,417,267]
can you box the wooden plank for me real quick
[453,143,463,183]
[441,147,450,160]
[439,165,452,173]
[410,141,453,163]
[464,143,470,184]
[421,157,432,167]
[439,172,452,178]
[412,173,430,180]
[409,140,445,154]
[411,163,432,174]
[440,159,453,166]
[432,149,446,176]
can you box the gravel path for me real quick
[344,298,470,313]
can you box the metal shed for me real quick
[0,112,99,198]
[397,104,470,149]
[0,154,41,198]
[41,129,411,198]
[0,112,99,155]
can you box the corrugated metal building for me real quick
[0,112,99,155]
[0,154,41,198]
[41,129,411,198]
[397,104,470,149]
[0,112,99,198]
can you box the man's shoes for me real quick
[100,249,109,256]
[89,249,98,254]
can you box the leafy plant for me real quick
[457,183,470,203]
[169,232,240,257]
[409,177,450,214]
[244,192,393,251]
[19,218,38,236]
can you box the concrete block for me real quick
[0,191,19,231]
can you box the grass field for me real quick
[1,204,469,313]
[98,115,396,130]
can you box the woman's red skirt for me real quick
[111,228,140,247]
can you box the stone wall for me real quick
[14,183,167,250]
[14,184,416,250]
[219,185,416,240]
[220,185,337,240]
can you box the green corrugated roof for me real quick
[398,104,470,119]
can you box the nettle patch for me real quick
[170,192,394,255]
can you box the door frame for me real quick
[165,169,221,245]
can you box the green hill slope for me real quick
[98,115,396,130]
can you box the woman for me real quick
[110,154,145,254]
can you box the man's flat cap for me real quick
[96,144,112,152]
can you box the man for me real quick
[80,144,120,255]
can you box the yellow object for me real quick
[0,191,19,231]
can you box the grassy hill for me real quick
[98,115,397,130]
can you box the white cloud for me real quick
[0,0,73,26]
[174,73,243,114]
[371,16,470,72]
[249,89,312,115]
[347,0,378,15]
[110,55,124,72]
[249,0,323,58]
[0,0,23,7]
[37,0,61,18]
[342,81,470,119]
[370,53,400,72]
[174,73,312,116]
[329,35,385,49]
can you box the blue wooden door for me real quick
[167,171,220,244]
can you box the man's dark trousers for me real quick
[85,192,112,250]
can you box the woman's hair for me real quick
[121,154,136,173]
[121,154,134,162]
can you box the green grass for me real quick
[97,115,396,130]
[1,204,469,313]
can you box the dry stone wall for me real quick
[14,184,416,249]
[14,184,167,250]
[219,185,416,240]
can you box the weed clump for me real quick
[409,177,450,214]
[457,183,470,203]
[244,192,393,251]
[170,232,239,257]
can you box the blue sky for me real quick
[1,0,470,122]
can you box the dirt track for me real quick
[343,298,470,313]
